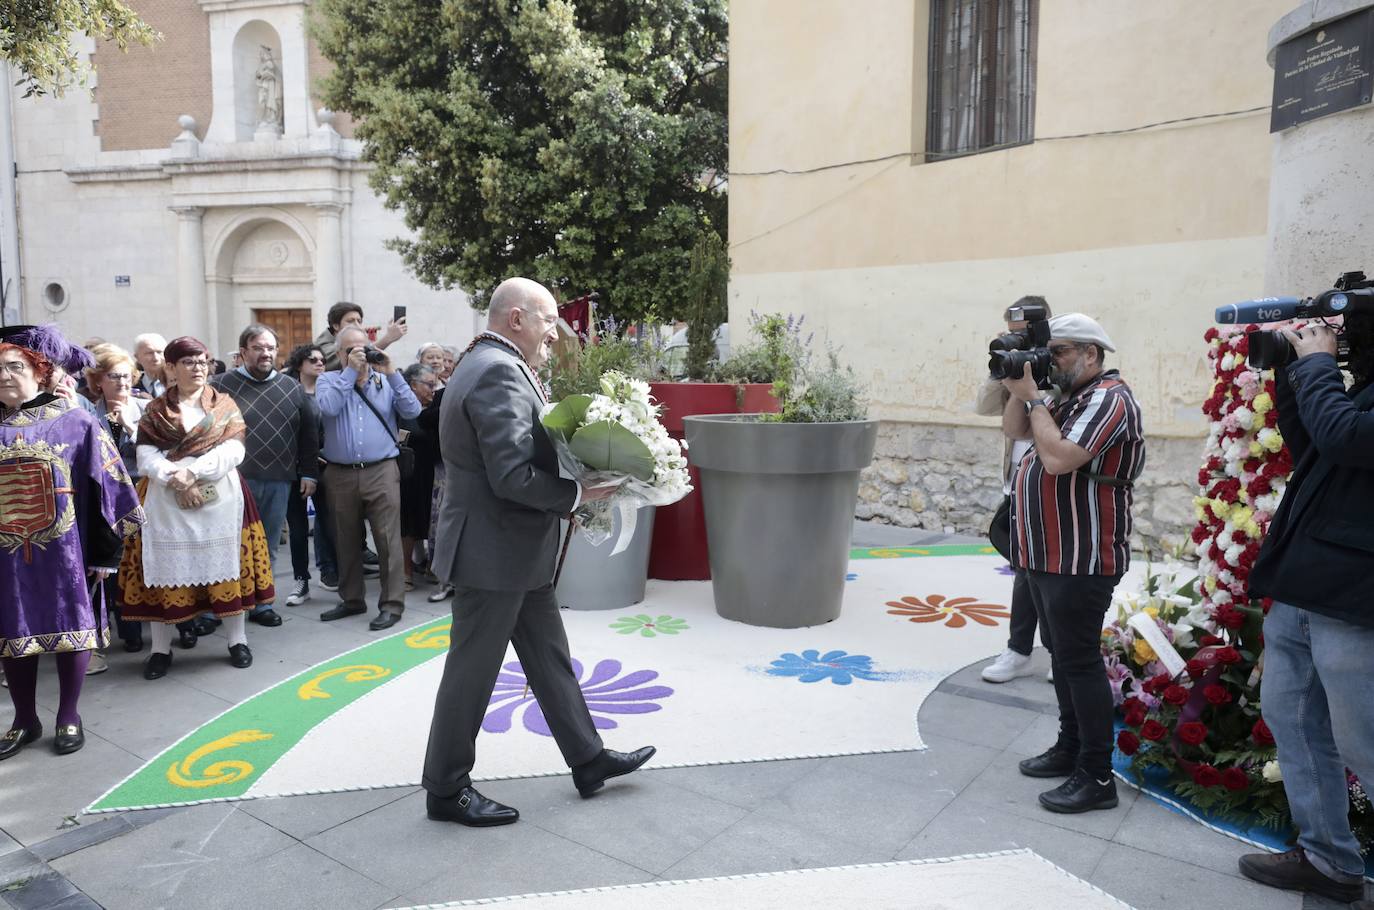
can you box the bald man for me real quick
[422,277,655,826]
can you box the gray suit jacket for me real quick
[430,340,578,591]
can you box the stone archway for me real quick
[208,210,315,358]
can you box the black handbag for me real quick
[352,385,416,481]
[988,494,1012,561]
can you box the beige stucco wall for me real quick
[729,0,1291,441]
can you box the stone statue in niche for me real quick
[254,46,284,132]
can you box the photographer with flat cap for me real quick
[1000,313,1145,813]
[1237,316,1374,908]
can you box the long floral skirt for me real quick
[117,476,275,623]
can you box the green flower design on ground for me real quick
[610,614,689,638]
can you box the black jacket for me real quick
[1249,353,1374,627]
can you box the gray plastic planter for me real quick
[556,506,657,610]
[683,414,879,628]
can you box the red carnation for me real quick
[1140,719,1169,742]
[1163,685,1190,707]
[1222,767,1250,791]
[1215,647,1241,665]
[1191,525,1209,544]
[1252,718,1275,747]
[1117,730,1141,756]
[1249,475,1272,496]
[1193,764,1222,787]
[1234,334,1250,355]
[1177,722,1208,746]
[1204,327,1220,342]
[1204,684,1233,706]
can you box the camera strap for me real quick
[1081,470,1136,489]
[352,384,403,451]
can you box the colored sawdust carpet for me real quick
[386,850,1134,910]
[89,545,1012,813]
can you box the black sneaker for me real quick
[285,578,311,606]
[318,571,339,591]
[1038,769,1118,813]
[1018,746,1076,778]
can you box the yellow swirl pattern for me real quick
[166,729,274,789]
[297,664,392,700]
[867,547,931,558]
[405,623,452,650]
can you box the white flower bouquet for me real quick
[541,370,692,550]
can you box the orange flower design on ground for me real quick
[885,595,1010,628]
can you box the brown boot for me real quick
[1237,849,1363,903]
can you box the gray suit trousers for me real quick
[422,584,604,796]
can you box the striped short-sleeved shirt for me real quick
[1010,370,1145,576]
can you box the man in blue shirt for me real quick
[316,325,421,630]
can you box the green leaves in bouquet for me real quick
[542,395,594,443]
[569,420,656,482]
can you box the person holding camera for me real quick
[1238,317,1374,907]
[1000,313,1144,813]
[316,325,422,631]
[976,296,1051,684]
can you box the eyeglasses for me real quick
[178,360,210,371]
[305,356,325,365]
[1048,344,1082,358]
[104,373,132,383]
[0,361,30,376]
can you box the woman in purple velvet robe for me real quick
[0,327,145,760]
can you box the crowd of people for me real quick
[0,302,464,758]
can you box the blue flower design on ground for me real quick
[484,658,673,736]
[996,563,1017,576]
[767,649,884,685]
[845,572,858,582]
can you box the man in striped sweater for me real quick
[1000,313,1145,814]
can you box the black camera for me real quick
[363,345,388,365]
[1216,271,1374,370]
[988,302,1053,386]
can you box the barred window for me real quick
[926,0,1038,159]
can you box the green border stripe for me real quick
[87,616,453,812]
[850,544,1000,559]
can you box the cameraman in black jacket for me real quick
[1240,317,1374,907]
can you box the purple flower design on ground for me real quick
[483,658,673,736]
[996,563,1017,576]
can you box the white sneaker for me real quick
[284,579,311,606]
[981,649,1035,683]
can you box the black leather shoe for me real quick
[178,627,198,649]
[0,723,42,761]
[369,611,402,631]
[191,616,220,636]
[1038,769,1119,813]
[571,746,656,797]
[1018,746,1076,778]
[53,722,85,755]
[426,787,519,826]
[228,644,253,669]
[320,604,366,622]
[122,637,144,653]
[1238,848,1364,903]
[249,609,283,627]
[143,651,173,680]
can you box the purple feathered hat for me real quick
[0,323,95,373]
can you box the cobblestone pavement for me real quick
[0,522,1355,909]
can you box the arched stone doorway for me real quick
[208,210,315,361]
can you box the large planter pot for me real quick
[684,415,878,628]
[646,382,778,580]
[556,506,657,610]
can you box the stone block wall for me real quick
[856,421,1203,559]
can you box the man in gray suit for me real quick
[423,277,655,826]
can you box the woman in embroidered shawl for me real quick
[117,336,274,680]
[0,325,145,761]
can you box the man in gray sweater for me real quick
[211,324,320,626]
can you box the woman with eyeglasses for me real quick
[85,344,151,656]
[117,337,275,679]
[281,343,338,604]
[0,325,145,760]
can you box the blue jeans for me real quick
[243,478,291,614]
[1262,601,1374,879]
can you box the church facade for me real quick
[0,0,474,361]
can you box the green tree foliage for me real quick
[312,0,728,322]
[0,0,158,97]
[683,229,728,380]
